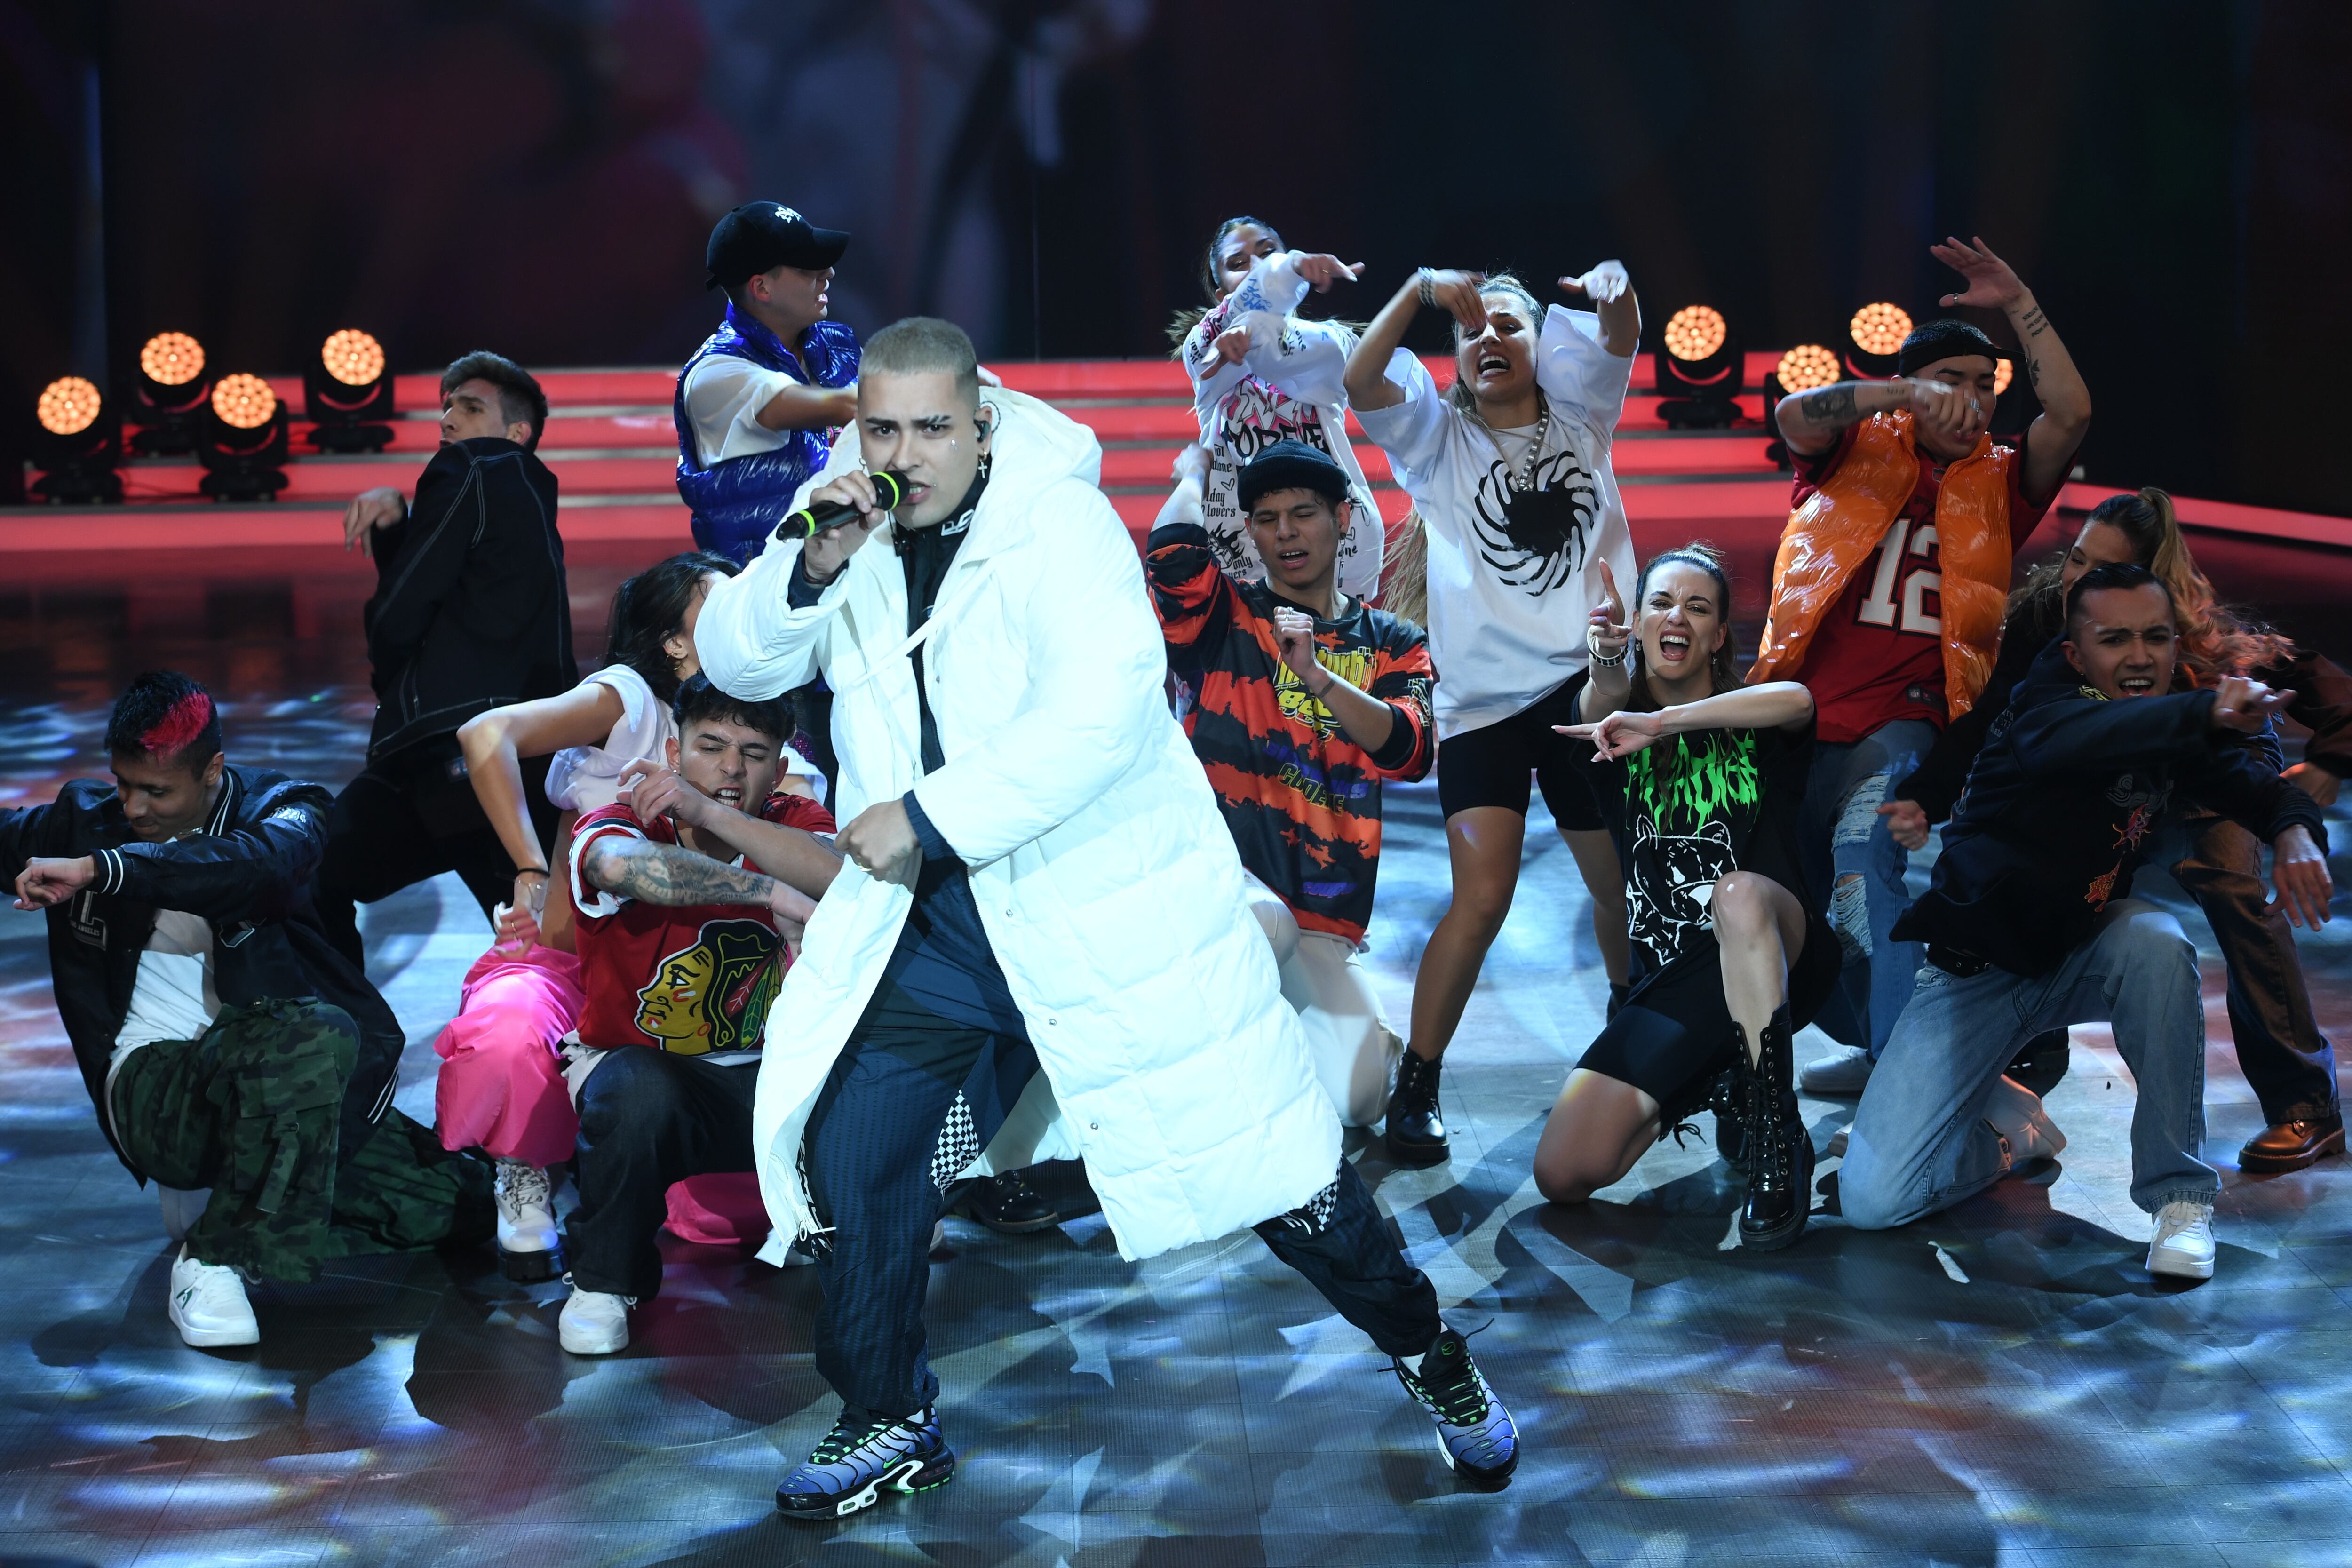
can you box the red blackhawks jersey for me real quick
[567,792,836,1054]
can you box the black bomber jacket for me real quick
[0,765,404,1177]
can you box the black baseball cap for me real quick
[1238,439,1351,513]
[704,201,850,291]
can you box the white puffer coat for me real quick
[693,387,1342,1262]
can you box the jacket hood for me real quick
[969,387,1103,518]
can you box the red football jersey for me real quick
[1789,427,2058,744]
[568,791,837,1054]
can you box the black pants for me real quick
[568,1048,759,1299]
[805,988,1442,1422]
[2176,816,2339,1123]
[313,753,554,972]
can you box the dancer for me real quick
[3,673,490,1347]
[1171,215,1385,596]
[318,352,576,970]
[1885,489,2352,1170]
[1758,236,2092,1095]
[1842,564,2330,1280]
[437,550,738,1277]
[1148,439,1434,1125]
[675,201,861,565]
[695,317,1520,1518]
[1341,260,1643,1165]
[1532,548,1839,1249]
[554,677,839,1355]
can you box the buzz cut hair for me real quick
[860,316,981,406]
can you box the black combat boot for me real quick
[1709,1058,1750,1174]
[1386,1050,1450,1167]
[1738,1007,1814,1251]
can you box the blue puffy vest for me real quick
[673,306,861,564]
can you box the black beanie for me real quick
[1236,438,1351,513]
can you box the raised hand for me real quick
[1587,557,1630,663]
[620,757,715,830]
[342,486,406,557]
[2209,677,2289,735]
[1931,235,2027,311]
[1295,254,1365,293]
[1207,324,1251,370]
[1905,378,1979,443]
[1273,606,1326,690]
[800,470,890,583]
[1420,269,1489,335]
[2269,825,2333,930]
[1171,442,1209,489]
[1558,261,1630,305]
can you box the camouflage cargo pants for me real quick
[109,998,492,1281]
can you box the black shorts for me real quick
[1573,905,1841,1130]
[1436,679,1603,831]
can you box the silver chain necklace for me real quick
[1472,391,1551,492]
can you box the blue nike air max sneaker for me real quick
[1393,1328,1519,1487]
[774,1406,956,1521]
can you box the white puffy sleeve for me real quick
[1537,305,1636,446]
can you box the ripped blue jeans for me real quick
[1798,719,1937,1059]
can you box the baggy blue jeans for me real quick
[1799,719,1937,1058]
[1842,900,2219,1227]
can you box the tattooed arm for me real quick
[578,834,814,929]
[1930,235,2091,502]
[1771,379,1916,456]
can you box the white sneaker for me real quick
[2148,1201,2217,1281]
[558,1288,633,1355]
[1985,1075,2067,1167]
[495,1161,561,1281]
[1799,1046,1874,1096]
[168,1245,259,1348]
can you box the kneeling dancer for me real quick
[696,317,1519,1519]
[1535,548,1840,1249]
[1842,564,2331,1280]
[3,672,491,1347]
[555,676,838,1353]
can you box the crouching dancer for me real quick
[1534,548,1840,1250]
[555,676,838,1354]
[3,673,491,1347]
[1149,438,1435,1125]
[1843,565,2332,1280]
[696,317,1519,1518]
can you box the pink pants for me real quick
[432,943,770,1248]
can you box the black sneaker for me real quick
[1393,1328,1518,1487]
[1386,1050,1450,1167]
[775,1407,955,1521]
[956,1169,1059,1235]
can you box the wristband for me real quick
[1587,646,1626,669]
[1417,268,1438,309]
[515,866,550,879]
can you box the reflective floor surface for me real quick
[0,579,2349,1566]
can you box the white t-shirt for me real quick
[1179,252,1386,598]
[111,909,218,1066]
[683,357,801,467]
[545,665,676,814]
[1354,305,1637,740]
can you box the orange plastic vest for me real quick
[1749,409,2014,719]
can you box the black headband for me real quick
[1897,319,2003,377]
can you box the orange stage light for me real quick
[140,332,206,387]
[37,376,103,437]
[1663,305,1728,363]
[1994,358,2015,396]
[321,329,385,387]
[1774,344,1840,393]
[1848,303,1913,357]
[211,373,279,430]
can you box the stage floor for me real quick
[1,656,2349,1564]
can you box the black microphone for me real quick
[777,470,910,541]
